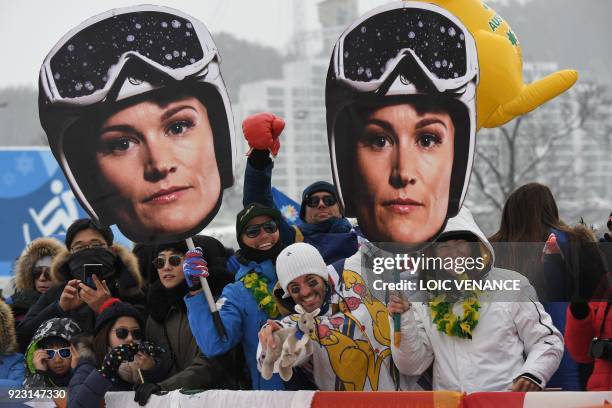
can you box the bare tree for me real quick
[468,81,612,217]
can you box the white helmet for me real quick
[38,5,236,234]
[326,1,478,228]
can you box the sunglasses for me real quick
[114,327,143,341]
[305,195,337,208]
[152,255,183,269]
[45,347,71,359]
[244,220,279,239]
[33,266,51,280]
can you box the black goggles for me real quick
[41,6,217,103]
[305,195,338,208]
[45,347,71,359]
[152,255,183,269]
[334,2,477,93]
[244,220,279,239]
[114,327,143,341]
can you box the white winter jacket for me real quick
[391,208,564,392]
[258,253,419,391]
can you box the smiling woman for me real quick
[39,5,235,243]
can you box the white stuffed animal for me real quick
[260,304,320,381]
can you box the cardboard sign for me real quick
[38,5,236,244]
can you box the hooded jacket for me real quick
[391,208,564,392]
[23,317,81,387]
[17,244,144,352]
[8,238,64,320]
[0,300,25,387]
[146,276,240,391]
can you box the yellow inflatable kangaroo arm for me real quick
[412,0,578,130]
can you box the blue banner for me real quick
[272,187,302,227]
[0,148,130,277]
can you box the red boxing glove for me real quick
[243,112,285,157]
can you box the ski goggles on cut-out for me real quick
[332,1,478,94]
[40,6,218,105]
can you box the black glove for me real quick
[99,343,138,382]
[138,341,165,358]
[134,382,161,406]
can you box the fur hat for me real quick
[15,237,64,291]
[0,300,17,354]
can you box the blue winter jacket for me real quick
[0,353,24,387]
[67,358,132,408]
[185,258,284,390]
[243,160,358,265]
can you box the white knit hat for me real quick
[276,243,329,298]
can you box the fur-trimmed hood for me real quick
[15,237,65,291]
[50,243,144,297]
[0,300,17,354]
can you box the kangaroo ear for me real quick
[294,304,304,314]
[310,308,320,317]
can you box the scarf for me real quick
[299,217,352,235]
[147,280,189,323]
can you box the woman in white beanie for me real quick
[258,242,418,391]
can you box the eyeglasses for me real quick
[114,328,143,341]
[70,241,108,253]
[244,220,279,239]
[152,255,183,269]
[305,195,337,208]
[45,347,71,359]
[33,266,51,280]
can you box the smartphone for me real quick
[82,264,103,289]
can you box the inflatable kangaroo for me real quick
[413,0,578,129]
[260,305,320,381]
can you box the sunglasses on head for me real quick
[152,255,183,269]
[244,220,278,239]
[33,266,51,280]
[45,347,71,359]
[114,327,143,341]
[305,195,337,208]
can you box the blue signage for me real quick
[0,148,130,277]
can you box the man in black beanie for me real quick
[240,113,359,265]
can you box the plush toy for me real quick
[260,305,320,381]
[413,0,578,129]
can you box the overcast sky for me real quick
[0,0,413,87]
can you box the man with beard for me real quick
[16,219,144,352]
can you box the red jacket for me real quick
[565,302,611,391]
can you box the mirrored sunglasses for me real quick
[152,255,183,269]
[306,195,337,208]
[244,220,279,239]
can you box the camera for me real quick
[588,337,612,360]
